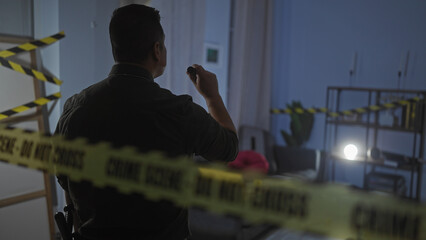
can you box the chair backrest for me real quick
[238,125,277,174]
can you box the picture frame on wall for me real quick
[203,42,222,68]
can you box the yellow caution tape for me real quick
[369,105,380,111]
[343,110,352,115]
[0,32,65,58]
[271,97,423,118]
[355,107,366,113]
[0,32,65,85]
[295,108,304,114]
[307,108,316,114]
[0,92,61,120]
[0,126,424,240]
[0,58,62,85]
[383,103,395,108]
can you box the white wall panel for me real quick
[0,198,50,240]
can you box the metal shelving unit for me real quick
[323,86,426,201]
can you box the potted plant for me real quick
[275,101,316,174]
[280,101,314,147]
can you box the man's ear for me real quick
[153,41,161,62]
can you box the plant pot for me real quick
[273,146,318,174]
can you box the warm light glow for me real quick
[343,144,358,160]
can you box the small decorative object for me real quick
[392,109,400,127]
[367,147,383,163]
[379,110,394,126]
[280,101,314,147]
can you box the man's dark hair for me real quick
[109,4,164,63]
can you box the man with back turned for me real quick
[55,4,238,240]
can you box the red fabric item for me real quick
[228,150,269,174]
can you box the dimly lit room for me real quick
[0,0,425,240]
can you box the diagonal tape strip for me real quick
[0,31,65,58]
[0,92,61,120]
[0,57,62,85]
[270,97,423,118]
[0,126,424,240]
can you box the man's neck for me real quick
[117,61,156,78]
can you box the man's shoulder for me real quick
[157,87,191,100]
[64,80,110,109]
[155,87,195,108]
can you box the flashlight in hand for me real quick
[187,66,197,82]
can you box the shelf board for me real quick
[327,86,426,94]
[329,153,419,171]
[326,119,422,133]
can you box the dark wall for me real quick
[271,0,426,200]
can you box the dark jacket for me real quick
[55,64,238,240]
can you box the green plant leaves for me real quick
[280,130,297,146]
[281,101,315,147]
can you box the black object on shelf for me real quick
[364,172,406,197]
